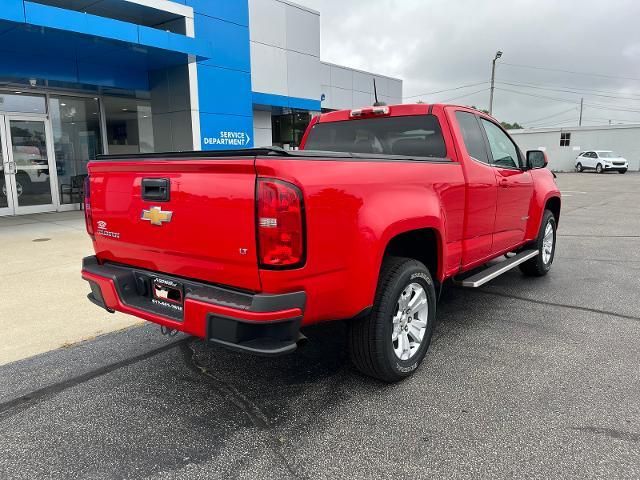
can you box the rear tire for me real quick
[596,163,603,174]
[348,257,436,383]
[520,210,556,277]
[575,162,583,173]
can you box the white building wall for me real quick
[248,0,403,146]
[510,125,640,172]
[253,109,273,147]
[320,62,403,110]
[249,0,403,108]
[249,0,321,100]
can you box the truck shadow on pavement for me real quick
[179,321,353,427]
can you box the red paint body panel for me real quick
[443,106,498,267]
[83,103,560,340]
[254,158,465,324]
[87,159,261,292]
[491,166,534,254]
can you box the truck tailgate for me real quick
[87,159,260,292]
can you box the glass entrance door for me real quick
[0,115,57,216]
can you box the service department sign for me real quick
[203,130,251,147]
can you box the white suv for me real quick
[575,151,628,174]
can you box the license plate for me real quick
[152,277,184,305]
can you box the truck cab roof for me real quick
[316,103,498,123]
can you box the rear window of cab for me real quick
[304,115,447,159]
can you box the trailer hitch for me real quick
[160,325,179,337]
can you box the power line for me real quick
[528,113,581,128]
[500,62,640,83]
[497,81,640,102]
[495,87,583,105]
[583,102,640,114]
[495,87,640,114]
[528,119,580,128]
[403,81,488,100]
[498,79,640,99]
[528,118,579,129]
[523,107,578,125]
[439,88,489,103]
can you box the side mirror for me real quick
[527,150,548,169]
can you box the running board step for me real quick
[455,249,539,288]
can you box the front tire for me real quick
[576,162,583,173]
[15,172,31,197]
[520,210,557,277]
[619,169,627,174]
[348,257,436,383]
[596,163,603,174]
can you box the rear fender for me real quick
[359,190,446,308]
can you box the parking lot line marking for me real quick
[0,338,188,419]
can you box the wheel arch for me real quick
[545,196,561,226]
[380,226,444,284]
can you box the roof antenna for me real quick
[373,79,386,107]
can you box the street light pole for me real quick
[489,50,503,116]
[579,97,584,126]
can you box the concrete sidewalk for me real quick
[0,211,141,366]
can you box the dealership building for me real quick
[0,0,402,216]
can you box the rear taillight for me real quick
[256,179,305,268]
[84,176,94,236]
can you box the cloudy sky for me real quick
[295,0,640,128]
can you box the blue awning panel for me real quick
[0,1,214,90]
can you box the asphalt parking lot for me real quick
[1,172,638,479]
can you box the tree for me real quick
[500,121,523,130]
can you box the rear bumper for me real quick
[81,256,305,355]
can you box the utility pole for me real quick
[579,97,583,126]
[489,50,503,116]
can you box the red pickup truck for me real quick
[82,103,560,382]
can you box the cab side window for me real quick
[455,111,490,164]
[480,119,521,169]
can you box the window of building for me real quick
[30,0,188,35]
[272,110,313,149]
[455,111,489,164]
[103,97,154,155]
[0,92,46,114]
[49,95,103,204]
[560,132,571,147]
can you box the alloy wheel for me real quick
[541,222,554,265]
[392,282,429,361]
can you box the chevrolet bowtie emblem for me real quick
[141,206,173,226]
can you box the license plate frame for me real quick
[152,277,184,305]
